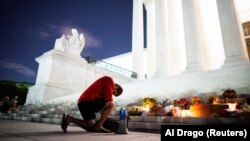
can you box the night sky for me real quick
[0,0,133,83]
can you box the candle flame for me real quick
[227,103,237,111]
[142,104,150,111]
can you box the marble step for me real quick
[3,111,249,132]
[13,116,32,121]
[40,117,61,124]
[46,114,63,119]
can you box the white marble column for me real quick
[155,0,170,76]
[167,0,186,75]
[182,0,203,72]
[195,0,213,71]
[144,0,156,78]
[199,0,224,70]
[132,0,144,79]
[216,0,249,66]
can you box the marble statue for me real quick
[54,28,85,56]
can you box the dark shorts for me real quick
[78,98,106,121]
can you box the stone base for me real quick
[127,116,250,132]
[116,65,250,107]
[25,84,81,105]
[26,49,133,105]
[0,104,249,133]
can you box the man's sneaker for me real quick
[61,114,67,132]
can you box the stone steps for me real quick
[1,104,249,132]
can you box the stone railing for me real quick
[87,58,137,79]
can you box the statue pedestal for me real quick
[25,49,88,105]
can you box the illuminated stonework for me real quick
[26,1,250,106]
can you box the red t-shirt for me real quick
[78,76,115,102]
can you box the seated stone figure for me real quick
[54,28,85,57]
[54,34,66,52]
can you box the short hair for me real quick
[115,83,123,96]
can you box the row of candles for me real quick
[140,103,237,117]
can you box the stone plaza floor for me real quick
[0,119,160,141]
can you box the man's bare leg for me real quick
[94,102,114,132]
[66,115,92,131]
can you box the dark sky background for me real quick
[0,0,133,83]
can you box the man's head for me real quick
[113,83,123,97]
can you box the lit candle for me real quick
[141,105,150,117]
[227,103,237,111]
[178,110,191,117]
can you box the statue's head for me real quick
[71,28,79,36]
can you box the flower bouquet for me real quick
[208,96,220,104]
[222,89,237,103]
[172,98,190,110]
[191,96,202,105]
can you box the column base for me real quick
[155,68,169,76]
[136,74,146,80]
[184,63,203,73]
[221,56,250,69]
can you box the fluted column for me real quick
[182,0,203,72]
[198,0,225,69]
[132,0,144,79]
[144,0,156,78]
[216,0,249,66]
[167,0,186,74]
[155,0,169,76]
